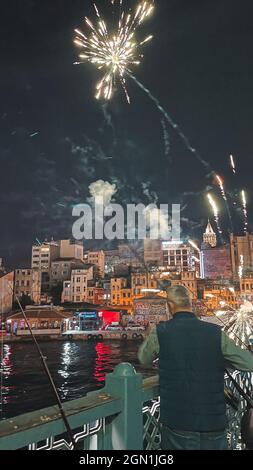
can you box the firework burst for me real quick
[215,301,253,349]
[74,1,154,103]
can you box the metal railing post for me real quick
[105,363,143,450]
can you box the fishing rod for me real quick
[7,283,77,449]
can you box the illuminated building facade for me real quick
[230,233,253,279]
[201,245,232,281]
[161,241,199,274]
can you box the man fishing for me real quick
[138,285,253,450]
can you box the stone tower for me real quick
[203,220,217,248]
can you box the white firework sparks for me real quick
[238,254,244,280]
[241,190,248,234]
[74,1,154,102]
[215,301,253,349]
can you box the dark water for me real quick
[0,341,152,419]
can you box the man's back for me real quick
[157,313,226,432]
[138,284,253,449]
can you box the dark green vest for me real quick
[157,313,226,432]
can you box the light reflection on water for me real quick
[0,340,150,419]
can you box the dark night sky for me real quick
[1,0,253,269]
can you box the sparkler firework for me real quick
[74,2,154,103]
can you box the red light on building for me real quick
[99,310,121,326]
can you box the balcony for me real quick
[0,364,252,450]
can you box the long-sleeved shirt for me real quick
[138,327,253,372]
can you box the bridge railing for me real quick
[0,363,252,450]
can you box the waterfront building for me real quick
[31,239,84,293]
[131,271,158,298]
[144,239,162,266]
[0,271,14,316]
[14,268,41,304]
[109,277,133,313]
[161,241,199,274]
[111,277,128,306]
[58,239,83,260]
[31,240,60,292]
[62,266,94,304]
[62,280,71,303]
[50,258,85,287]
[170,271,198,300]
[87,284,105,305]
[0,258,6,276]
[118,243,144,268]
[104,249,121,275]
[201,245,232,281]
[87,250,105,278]
[240,275,253,302]
[230,233,253,279]
[6,305,70,336]
[202,281,238,312]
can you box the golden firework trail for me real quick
[241,190,248,234]
[230,154,236,175]
[215,174,227,202]
[215,173,233,231]
[207,193,223,237]
[74,1,154,103]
